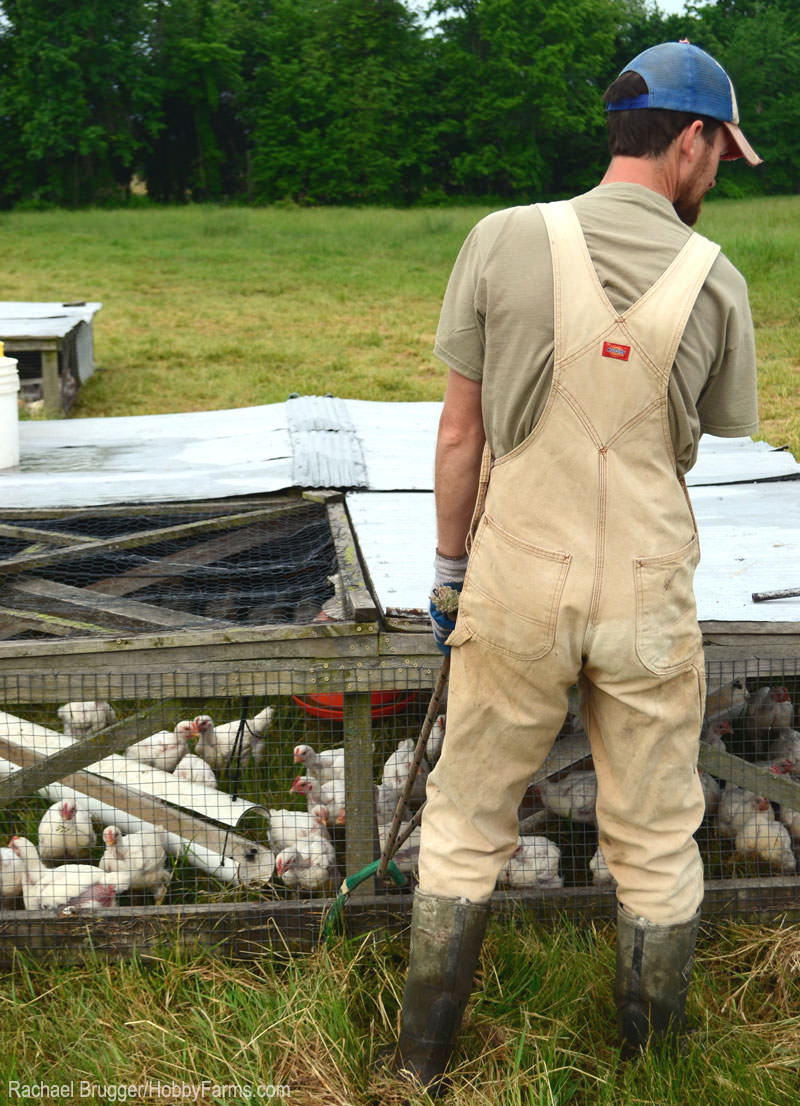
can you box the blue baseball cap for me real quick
[607,41,762,166]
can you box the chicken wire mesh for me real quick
[0,498,339,641]
[0,655,798,963]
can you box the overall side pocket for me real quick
[457,515,571,660]
[634,533,701,676]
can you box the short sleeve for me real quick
[433,218,496,382]
[697,273,759,438]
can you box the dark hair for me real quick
[603,71,722,158]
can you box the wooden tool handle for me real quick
[752,588,800,602]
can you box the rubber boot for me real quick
[614,905,701,1053]
[394,890,490,1096]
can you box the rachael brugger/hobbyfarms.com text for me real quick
[6,1080,292,1101]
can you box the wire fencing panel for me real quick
[0,655,797,962]
[0,667,429,959]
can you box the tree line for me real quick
[0,0,796,209]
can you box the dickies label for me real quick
[602,341,630,361]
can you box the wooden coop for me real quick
[0,395,799,965]
[0,301,103,416]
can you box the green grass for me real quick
[700,196,800,458]
[7,205,480,416]
[0,917,797,1105]
[2,196,799,1102]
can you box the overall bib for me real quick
[419,200,720,924]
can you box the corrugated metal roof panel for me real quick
[286,394,367,488]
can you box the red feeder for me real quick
[292,690,419,720]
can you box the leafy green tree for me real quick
[0,0,160,206]
[425,0,628,199]
[142,0,244,202]
[248,0,438,204]
[0,0,794,207]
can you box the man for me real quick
[393,41,761,1093]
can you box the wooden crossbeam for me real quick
[0,523,93,549]
[0,506,306,577]
[0,605,109,637]
[86,518,299,598]
[7,577,227,631]
[326,499,378,621]
[698,744,800,808]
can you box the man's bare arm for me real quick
[434,370,486,558]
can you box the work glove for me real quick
[429,551,468,655]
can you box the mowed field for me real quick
[4,196,799,460]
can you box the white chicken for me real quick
[0,844,25,901]
[125,720,195,773]
[700,718,733,751]
[193,707,273,771]
[717,785,771,837]
[427,714,446,766]
[534,770,597,823]
[37,798,95,861]
[700,772,722,819]
[375,781,410,826]
[589,844,616,887]
[290,775,346,826]
[173,752,217,789]
[704,678,749,724]
[11,836,127,912]
[267,808,332,855]
[60,881,121,913]
[745,685,794,739]
[779,805,800,842]
[381,738,429,806]
[751,755,796,777]
[377,820,421,877]
[293,743,345,786]
[734,809,797,874]
[99,825,171,904]
[497,835,563,889]
[57,700,117,737]
[274,841,339,893]
[766,727,800,773]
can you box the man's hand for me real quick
[429,581,463,655]
[429,550,468,655]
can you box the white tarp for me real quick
[346,483,800,624]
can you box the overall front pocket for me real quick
[457,515,571,660]
[634,533,701,676]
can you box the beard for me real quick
[673,192,703,227]
[673,142,717,226]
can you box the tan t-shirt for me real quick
[433,183,759,475]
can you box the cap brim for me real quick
[721,121,762,166]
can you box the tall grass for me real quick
[3,197,798,458]
[0,915,798,1105]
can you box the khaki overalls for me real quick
[419,200,720,924]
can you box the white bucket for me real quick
[0,346,21,469]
